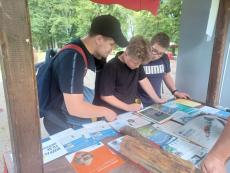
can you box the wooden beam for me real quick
[0,0,43,172]
[120,136,200,173]
[206,0,230,106]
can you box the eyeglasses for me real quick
[151,47,165,56]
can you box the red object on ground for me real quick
[167,51,174,60]
[3,158,8,173]
[91,0,160,16]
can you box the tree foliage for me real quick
[28,0,182,50]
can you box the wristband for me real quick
[171,89,178,95]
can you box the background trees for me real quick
[28,0,182,50]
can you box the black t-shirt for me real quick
[96,57,146,114]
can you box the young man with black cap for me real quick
[43,14,128,135]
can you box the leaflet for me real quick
[42,138,67,164]
[50,128,97,154]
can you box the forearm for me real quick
[139,78,161,102]
[64,93,113,118]
[163,73,176,92]
[101,95,130,111]
[208,118,230,162]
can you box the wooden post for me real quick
[0,0,43,172]
[206,0,230,106]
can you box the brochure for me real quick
[163,100,197,112]
[199,106,230,119]
[109,112,150,131]
[83,120,118,141]
[153,120,182,137]
[66,143,124,173]
[172,108,201,125]
[42,138,67,164]
[137,106,173,124]
[151,104,178,114]
[174,99,201,107]
[137,124,176,146]
[174,114,226,149]
[50,128,97,154]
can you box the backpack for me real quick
[36,44,88,118]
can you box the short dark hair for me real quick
[151,32,170,48]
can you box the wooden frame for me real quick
[0,0,230,172]
[0,0,43,172]
[206,0,230,106]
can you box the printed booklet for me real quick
[66,143,124,173]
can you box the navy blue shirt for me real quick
[46,39,96,127]
[138,54,171,107]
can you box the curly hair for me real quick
[126,36,152,63]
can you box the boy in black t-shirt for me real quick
[96,36,166,114]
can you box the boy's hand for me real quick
[127,103,142,112]
[174,91,191,99]
[104,109,117,122]
[155,98,167,104]
[201,153,226,173]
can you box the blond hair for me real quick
[126,36,151,63]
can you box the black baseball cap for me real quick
[89,15,128,47]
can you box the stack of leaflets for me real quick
[50,128,98,154]
[153,120,182,135]
[161,137,207,167]
[83,120,118,141]
[137,106,173,124]
[162,100,202,124]
[138,123,207,167]
[108,132,207,168]
[171,108,201,125]
[42,137,67,164]
[66,143,124,173]
[109,112,150,131]
[174,114,226,150]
